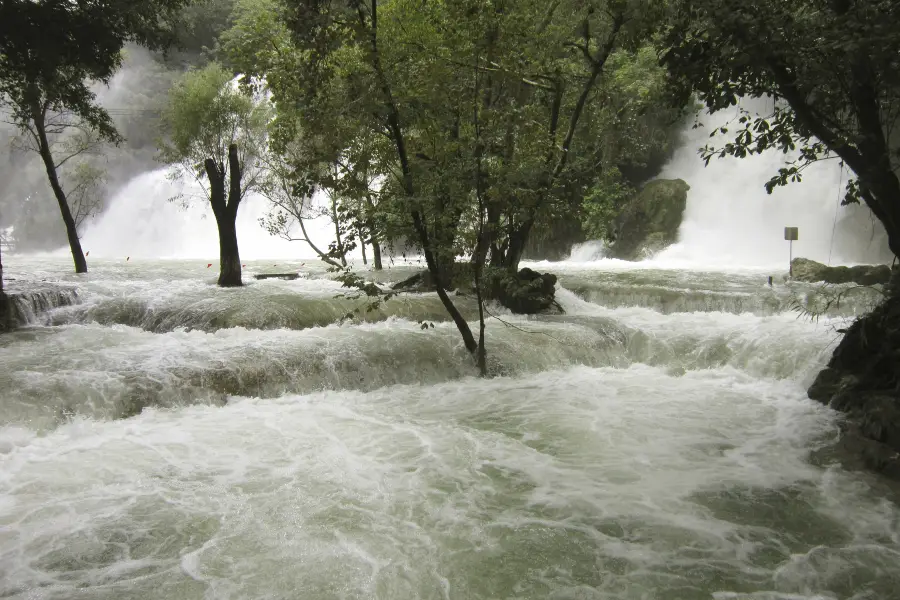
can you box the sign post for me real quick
[784,227,799,277]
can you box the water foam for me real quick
[1,366,897,599]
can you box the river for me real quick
[1,254,898,600]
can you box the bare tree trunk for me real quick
[359,224,368,265]
[371,230,383,270]
[34,108,87,274]
[205,144,243,287]
[215,216,242,286]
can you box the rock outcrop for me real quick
[1,284,80,331]
[808,289,900,480]
[791,257,891,286]
[391,264,559,314]
[492,268,559,314]
[607,178,689,261]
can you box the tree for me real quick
[662,0,900,258]
[160,62,269,286]
[219,0,671,372]
[4,110,109,272]
[0,0,194,273]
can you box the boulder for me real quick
[808,293,900,480]
[494,267,559,314]
[790,257,891,286]
[607,178,689,261]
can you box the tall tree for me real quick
[0,0,194,273]
[159,62,269,286]
[662,0,900,258]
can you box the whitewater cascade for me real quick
[655,102,892,268]
[1,256,898,599]
[569,101,892,268]
[82,169,358,262]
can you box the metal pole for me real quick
[789,239,793,277]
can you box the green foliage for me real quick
[581,167,634,240]
[331,267,398,323]
[0,0,193,141]
[159,61,269,198]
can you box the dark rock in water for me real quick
[254,273,301,281]
[607,178,689,261]
[808,293,900,480]
[494,268,559,314]
[791,257,891,285]
[0,291,10,333]
[391,264,560,314]
[392,271,435,293]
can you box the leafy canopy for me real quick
[0,0,194,140]
[159,61,270,196]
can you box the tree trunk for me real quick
[205,144,243,287]
[371,230,383,270]
[359,225,368,265]
[504,218,535,273]
[34,109,87,274]
[215,214,242,287]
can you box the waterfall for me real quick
[81,169,352,261]
[654,101,892,268]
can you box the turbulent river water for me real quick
[1,255,899,600]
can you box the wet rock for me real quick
[790,257,892,286]
[494,268,559,314]
[3,285,80,331]
[0,291,10,333]
[808,294,900,480]
[607,179,689,261]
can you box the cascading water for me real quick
[81,169,356,262]
[1,253,899,599]
[656,101,891,267]
[3,99,900,599]
[567,101,892,268]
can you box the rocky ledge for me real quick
[791,257,891,286]
[808,289,900,480]
[0,283,80,332]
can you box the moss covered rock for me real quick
[607,178,689,261]
[790,257,891,286]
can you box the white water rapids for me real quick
[1,255,898,600]
[2,105,899,598]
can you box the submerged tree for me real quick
[662,0,900,258]
[159,62,269,286]
[0,0,194,273]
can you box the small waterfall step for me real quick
[3,283,80,328]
